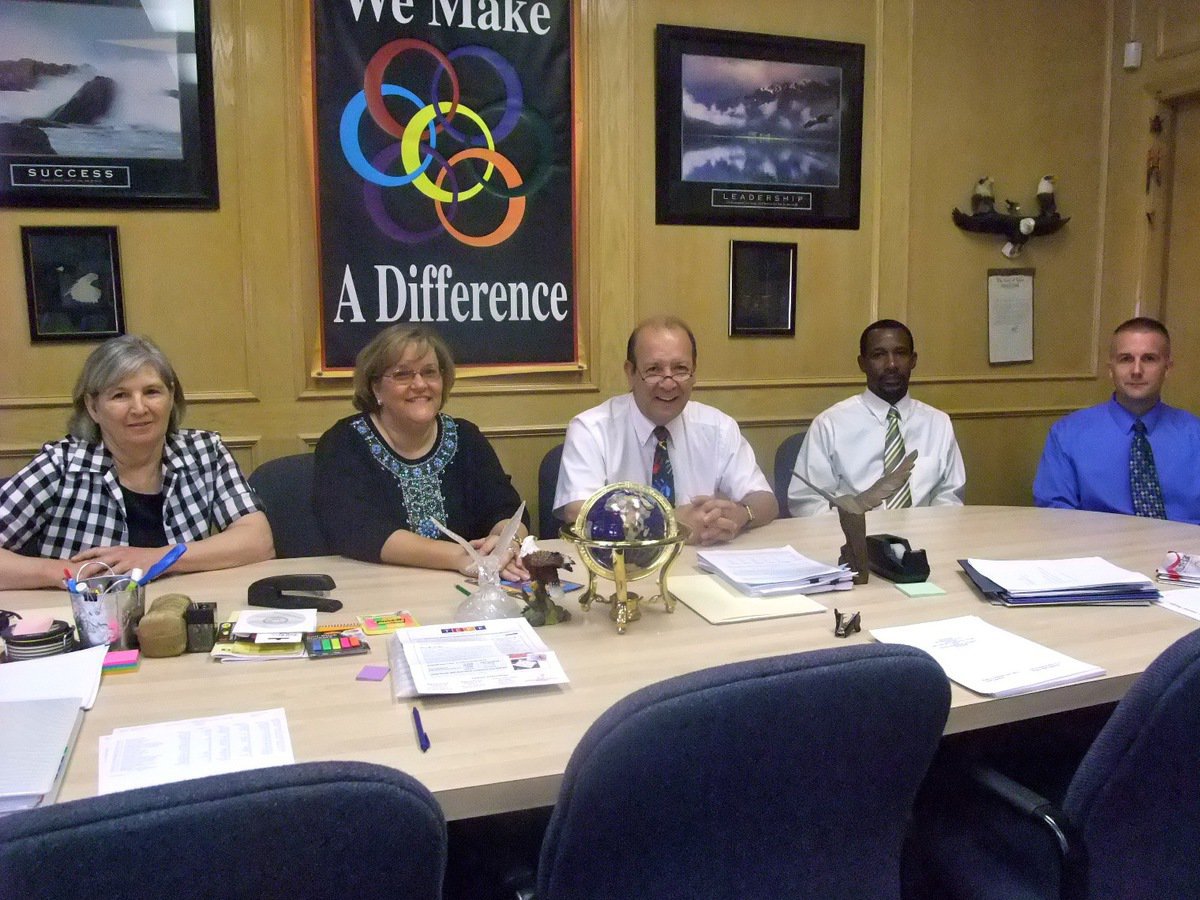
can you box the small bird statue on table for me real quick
[971,177,995,215]
[792,450,917,584]
[1036,175,1057,217]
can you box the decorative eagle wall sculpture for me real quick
[952,175,1069,258]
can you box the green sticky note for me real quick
[895,581,946,597]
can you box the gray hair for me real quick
[69,335,186,441]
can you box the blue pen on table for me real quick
[136,544,188,586]
[412,706,431,753]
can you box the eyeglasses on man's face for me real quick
[381,365,442,385]
[636,365,694,386]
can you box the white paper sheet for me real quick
[987,268,1034,363]
[0,644,106,709]
[1156,587,1200,622]
[871,615,1105,697]
[97,707,294,794]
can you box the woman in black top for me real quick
[314,325,528,578]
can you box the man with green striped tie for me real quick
[788,320,966,517]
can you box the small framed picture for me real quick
[21,225,125,343]
[728,240,797,336]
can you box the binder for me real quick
[0,698,85,814]
[959,560,1156,607]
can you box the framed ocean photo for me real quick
[0,0,217,208]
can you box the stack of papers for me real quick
[871,615,1105,697]
[210,609,315,661]
[1157,551,1200,586]
[961,557,1159,606]
[388,618,568,697]
[695,546,853,596]
[98,708,294,794]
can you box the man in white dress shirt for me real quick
[788,319,966,517]
[554,316,777,544]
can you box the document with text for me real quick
[389,618,568,697]
[871,615,1105,697]
[97,707,294,794]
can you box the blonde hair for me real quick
[352,325,457,414]
[69,335,185,442]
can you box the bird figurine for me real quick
[953,177,1069,256]
[1036,175,1057,217]
[970,177,995,215]
[792,450,917,584]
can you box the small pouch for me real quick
[135,593,192,657]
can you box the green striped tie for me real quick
[884,407,913,509]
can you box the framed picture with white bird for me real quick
[21,225,125,343]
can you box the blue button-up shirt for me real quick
[1033,396,1200,524]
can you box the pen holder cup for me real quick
[70,576,145,650]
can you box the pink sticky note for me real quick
[356,665,389,682]
[104,649,139,667]
[11,615,54,636]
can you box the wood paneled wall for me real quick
[2,0,1198,522]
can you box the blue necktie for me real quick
[1129,420,1167,519]
[651,426,675,505]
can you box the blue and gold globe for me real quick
[580,484,673,572]
[560,482,688,634]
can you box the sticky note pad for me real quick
[357,665,390,682]
[895,581,946,598]
[103,649,140,674]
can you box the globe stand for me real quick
[563,529,688,634]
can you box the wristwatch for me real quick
[742,503,755,530]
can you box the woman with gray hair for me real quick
[0,335,274,589]
[314,324,528,578]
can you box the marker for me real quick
[136,544,187,585]
[63,567,78,593]
[455,584,471,596]
[412,706,431,753]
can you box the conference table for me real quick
[5,506,1199,820]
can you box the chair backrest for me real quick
[248,453,329,557]
[538,443,565,539]
[537,643,951,900]
[773,429,807,518]
[1062,627,1200,900]
[0,761,446,900]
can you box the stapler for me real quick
[247,574,342,612]
[865,534,930,584]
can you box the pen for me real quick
[412,706,431,752]
[455,584,471,596]
[136,544,188,585]
[64,567,78,593]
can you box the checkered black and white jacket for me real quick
[0,430,262,559]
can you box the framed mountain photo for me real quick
[655,25,864,229]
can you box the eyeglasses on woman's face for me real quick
[381,365,442,385]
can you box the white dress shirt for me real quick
[788,390,966,517]
[554,393,771,517]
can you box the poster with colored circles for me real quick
[313,0,577,371]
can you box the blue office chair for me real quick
[537,443,565,539]
[773,429,807,518]
[912,626,1200,900]
[536,643,951,900]
[248,453,329,557]
[0,761,446,900]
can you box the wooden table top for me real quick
[5,505,1198,819]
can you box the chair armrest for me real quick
[967,763,1076,858]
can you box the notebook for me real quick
[0,698,86,814]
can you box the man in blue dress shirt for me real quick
[1034,317,1200,524]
